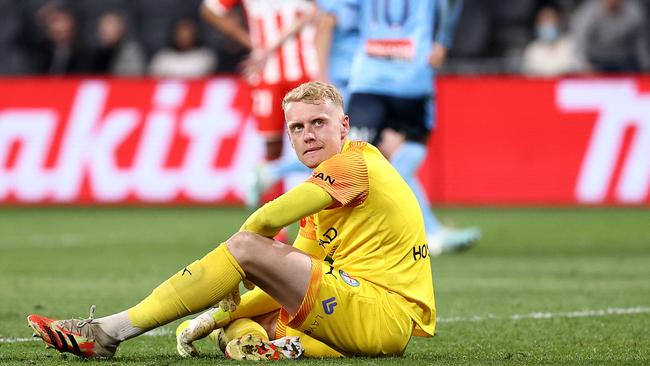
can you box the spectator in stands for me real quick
[149,17,217,78]
[522,5,581,77]
[87,11,146,76]
[31,3,88,74]
[571,0,650,73]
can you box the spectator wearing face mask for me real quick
[522,5,581,77]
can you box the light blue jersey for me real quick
[317,0,360,100]
[346,0,462,98]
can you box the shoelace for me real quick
[76,304,97,328]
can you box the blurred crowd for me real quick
[0,0,648,77]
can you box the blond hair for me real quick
[282,81,344,112]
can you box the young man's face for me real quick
[284,100,350,168]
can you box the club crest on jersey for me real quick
[339,270,360,287]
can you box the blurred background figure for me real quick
[4,0,649,77]
[200,0,318,210]
[571,0,650,73]
[87,11,146,76]
[0,0,29,74]
[28,2,87,74]
[244,0,362,209]
[240,0,359,220]
[149,17,217,78]
[345,0,480,255]
[315,0,359,102]
[522,5,582,77]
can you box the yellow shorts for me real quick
[276,259,414,356]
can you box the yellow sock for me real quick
[127,244,244,330]
[285,327,343,358]
[209,318,268,352]
[228,287,280,321]
[225,318,268,341]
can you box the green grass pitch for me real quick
[1,206,649,365]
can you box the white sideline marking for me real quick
[0,337,35,343]
[142,327,173,337]
[3,307,648,344]
[437,306,650,323]
[0,327,173,344]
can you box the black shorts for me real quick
[346,93,431,145]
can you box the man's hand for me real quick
[428,43,448,69]
[218,280,255,312]
[241,49,270,81]
[176,307,231,357]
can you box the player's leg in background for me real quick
[250,138,310,207]
[249,85,288,207]
[382,97,480,255]
[248,84,294,241]
[251,86,284,162]
[385,130,441,233]
[252,81,317,241]
[346,92,387,144]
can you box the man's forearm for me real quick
[315,12,337,80]
[268,4,318,53]
[200,4,252,50]
[240,182,334,237]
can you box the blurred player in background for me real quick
[200,0,319,209]
[346,0,480,255]
[28,81,436,360]
[314,0,359,101]
[245,0,361,208]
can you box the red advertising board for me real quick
[424,76,650,205]
[0,77,262,204]
[1,76,649,205]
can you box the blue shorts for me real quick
[346,93,433,145]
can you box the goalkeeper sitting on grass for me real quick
[28,81,436,360]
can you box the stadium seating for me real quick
[1,0,648,75]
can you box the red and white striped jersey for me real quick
[204,0,319,85]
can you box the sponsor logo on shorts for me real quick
[322,297,337,315]
[304,314,324,335]
[339,270,360,287]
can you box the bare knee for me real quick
[226,231,272,269]
[226,232,258,258]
